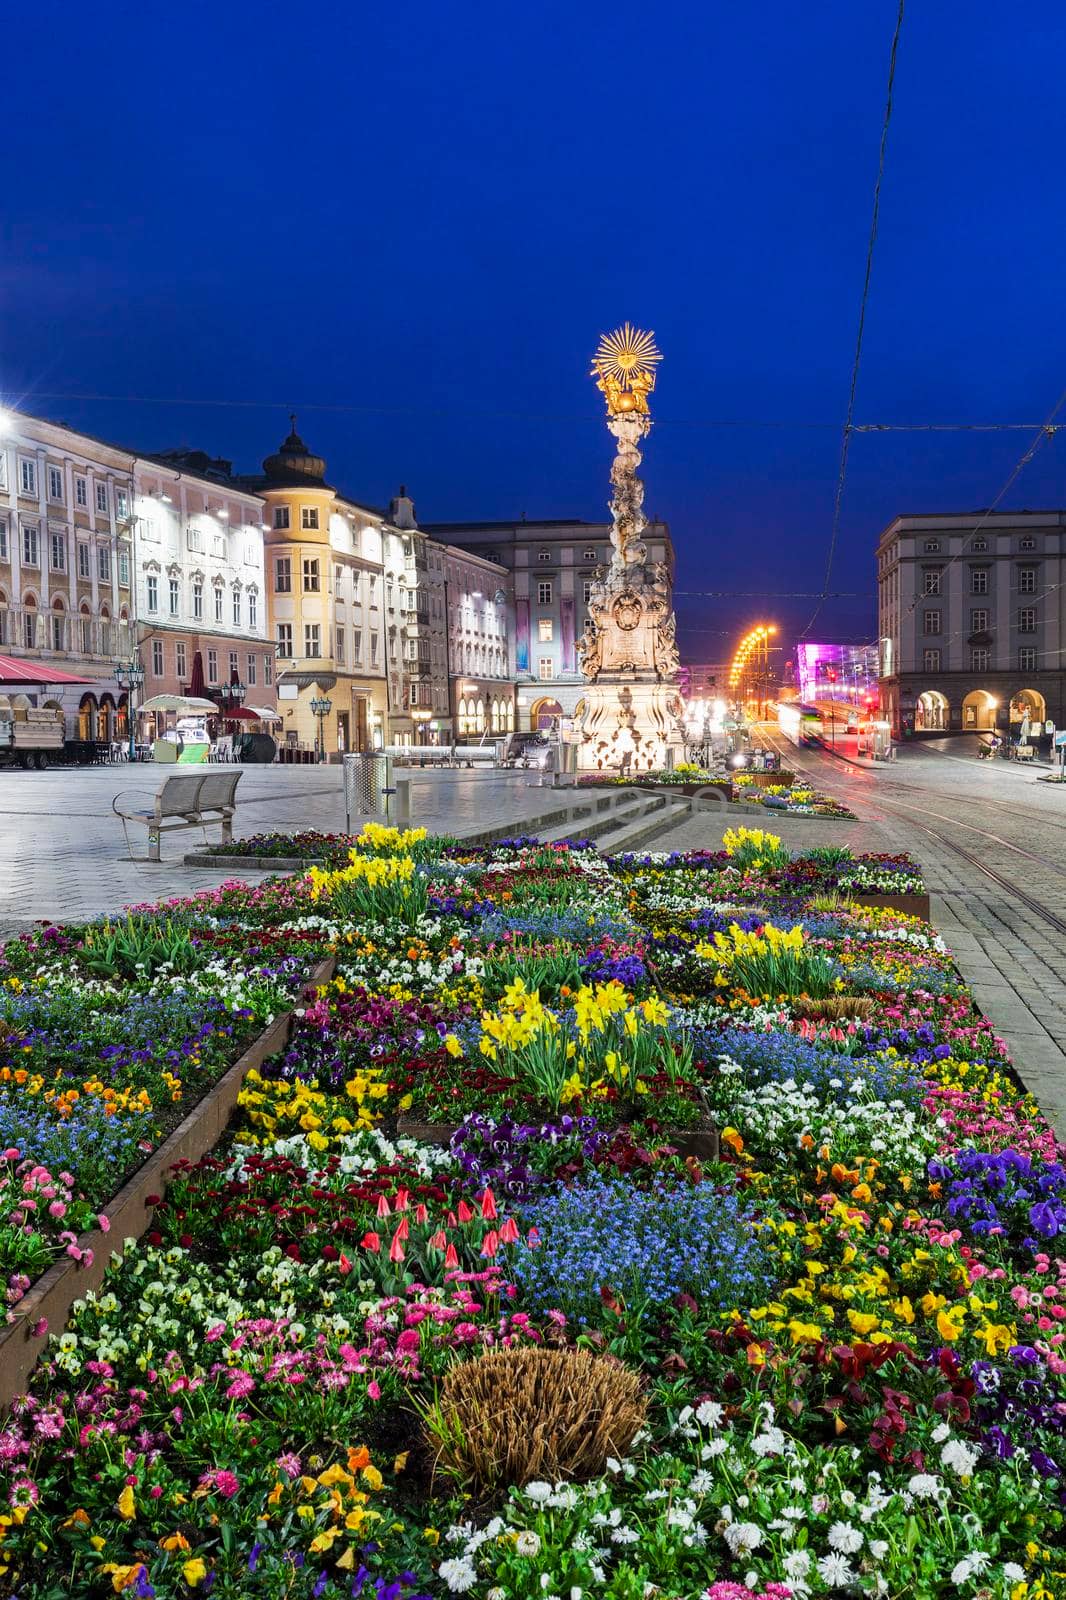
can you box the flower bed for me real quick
[576,768,855,817]
[1,825,1064,1597]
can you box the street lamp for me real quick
[114,655,146,762]
[310,694,332,762]
[219,679,247,710]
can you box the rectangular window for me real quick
[140,514,157,544]
[186,523,203,553]
[22,524,39,566]
[922,609,941,635]
[538,549,551,563]
[301,506,319,530]
[247,653,257,685]
[353,628,362,663]
[146,575,158,612]
[18,459,36,497]
[1019,566,1038,594]
[176,641,187,680]
[264,653,274,685]
[116,489,128,520]
[48,465,63,501]
[80,615,91,653]
[193,582,203,621]
[207,649,218,683]
[248,591,257,628]
[335,625,345,663]
[538,580,552,604]
[971,647,990,671]
[302,558,320,592]
[215,587,224,623]
[1018,607,1037,633]
[1019,646,1038,671]
[1019,536,1036,551]
[98,545,111,582]
[229,650,239,678]
[971,568,989,595]
[923,568,942,595]
[582,547,596,561]
[75,477,87,508]
[370,633,379,664]
[538,618,553,641]
[538,656,555,680]
[232,589,241,626]
[118,551,129,586]
[583,581,593,605]
[51,611,64,652]
[274,556,292,592]
[277,623,293,657]
[50,531,66,572]
[0,519,7,561]
[273,505,291,530]
[152,640,164,676]
[304,623,321,658]
[77,541,90,578]
[23,612,35,650]
[922,648,941,672]
[96,481,108,514]
[970,609,988,633]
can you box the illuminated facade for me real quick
[795,642,879,706]
[0,409,136,739]
[878,510,1066,736]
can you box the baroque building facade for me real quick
[878,510,1066,737]
[421,516,672,731]
[132,452,276,716]
[0,410,136,739]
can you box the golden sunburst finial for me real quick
[591,324,662,415]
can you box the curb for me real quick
[0,955,336,1410]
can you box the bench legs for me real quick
[147,827,161,863]
[221,810,234,845]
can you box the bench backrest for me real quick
[156,771,241,817]
[157,774,209,817]
[193,771,242,810]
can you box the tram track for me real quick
[759,725,1066,937]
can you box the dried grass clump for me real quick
[791,995,877,1021]
[424,1345,646,1491]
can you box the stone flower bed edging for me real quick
[0,953,336,1409]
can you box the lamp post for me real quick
[114,655,146,762]
[310,694,332,762]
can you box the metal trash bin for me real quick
[343,752,395,831]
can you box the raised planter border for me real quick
[849,890,931,922]
[0,954,336,1410]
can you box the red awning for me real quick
[0,655,96,687]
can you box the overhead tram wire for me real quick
[15,389,1066,436]
[802,0,906,639]
[900,391,1066,623]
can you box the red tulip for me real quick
[376,1195,391,1218]
[499,1217,519,1244]
[361,1232,381,1253]
[480,1229,500,1258]
[457,1200,474,1223]
[480,1188,498,1220]
[394,1188,410,1212]
[444,1243,459,1269]
[414,1204,428,1223]
[446,1210,457,1227]
[428,1230,448,1250]
[395,1215,410,1241]
[389,1229,406,1263]
[339,1253,353,1275]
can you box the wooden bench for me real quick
[113,771,242,861]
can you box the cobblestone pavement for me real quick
[0,765,564,936]
[654,734,1066,1139]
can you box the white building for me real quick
[442,543,514,739]
[132,452,275,710]
[0,408,136,740]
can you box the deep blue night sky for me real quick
[4,0,1066,664]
